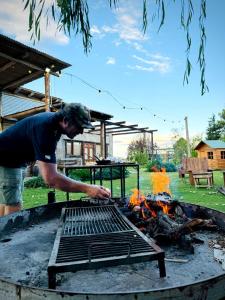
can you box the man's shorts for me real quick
[0,167,24,206]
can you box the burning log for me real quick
[128,188,217,253]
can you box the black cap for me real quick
[60,102,94,129]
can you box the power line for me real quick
[62,71,183,125]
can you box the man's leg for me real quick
[0,166,23,216]
[4,203,22,215]
[0,204,5,217]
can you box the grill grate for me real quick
[62,206,132,236]
[48,205,166,289]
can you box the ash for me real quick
[0,217,224,293]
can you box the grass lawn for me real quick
[23,168,225,212]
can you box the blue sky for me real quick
[0,0,224,157]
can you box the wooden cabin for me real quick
[194,140,225,170]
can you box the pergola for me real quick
[89,120,157,158]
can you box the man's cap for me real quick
[60,102,94,129]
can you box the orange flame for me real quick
[157,200,170,215]
[129,188,146,207]
[150,168,171,196]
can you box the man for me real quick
[0,102,111,216]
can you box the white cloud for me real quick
[106,57,116,65]
[0,0,69,45]
[91,3,146,43]
[131,54,171,74]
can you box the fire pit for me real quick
[0,199,225,300]
[48,205,166,288]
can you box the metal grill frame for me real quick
[48,205,166,289]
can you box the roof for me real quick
[0,34,71,90]
[1,88,113,122]
[195,140,225,150]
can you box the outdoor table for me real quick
[192,171,213,188]
[61,163,140,200]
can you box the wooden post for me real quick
[100,121,106,158]
[150,131,154,158]
[44,68,51,112]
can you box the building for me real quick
[194,140,225,170]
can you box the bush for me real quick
[95,167,130,180]
[133,151,148,165]
[162,162,177,172]
[146,157,177,172]
[24,176,47,188]
[146,158,162,172]
[68,169,91,181]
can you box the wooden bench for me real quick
[193,172,213,188]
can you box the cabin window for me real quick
[221,151,225,159]
[207,151,213,159]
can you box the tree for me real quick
[172,137,188,165]
[23,0,208,94]
[190,134,202,157]
[127,137,148,165]
[218,109,225,141]
[206,114,223,140]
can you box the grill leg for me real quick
[48,269,56,289]
[158,257,166,277]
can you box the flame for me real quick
[129,188,145,207]
[142,200,157,218]
[157,200,169,215]
[150,168,171,196]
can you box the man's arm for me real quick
[37,161,111,199]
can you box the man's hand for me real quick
[86,185,111,199]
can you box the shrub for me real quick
[146,156,177,172]
[68,169,91,181]
[24,176,47,188]
[161,162,177,172]
[95,167,130,180]
[133,151,148,165]
[146,158,162,172]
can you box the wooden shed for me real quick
[194,140,225,170]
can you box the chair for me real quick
[182,158,213,187]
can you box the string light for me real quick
[61,71,183,125]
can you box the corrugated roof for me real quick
[195,140,225,150]
[1,89,113,122]
[2,93,44,116]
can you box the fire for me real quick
[129,188,145,207]
[150,167,171,196]
[129,168,173,221]
[157,200,170,215]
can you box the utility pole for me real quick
[184,116,191,157]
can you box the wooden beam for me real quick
[0,51,60,77]
[2,70,43,89]
[112,131,144,136]
[107,127,149,134]
[4,105,45,119]
[0,61,16,72]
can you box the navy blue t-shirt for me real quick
[0,112,62,168]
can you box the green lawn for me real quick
[23,169,225,212]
